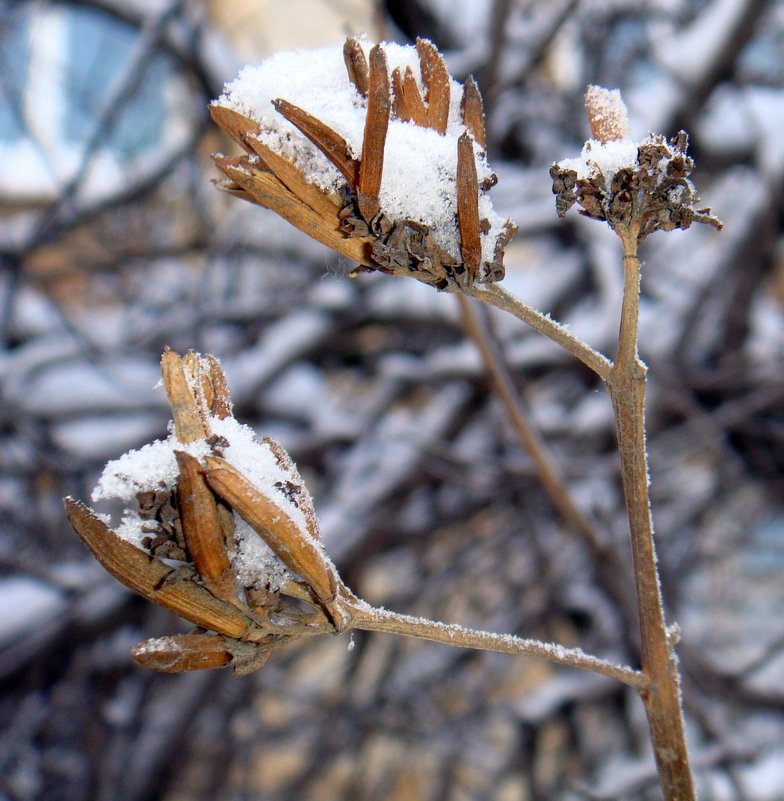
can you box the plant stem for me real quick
[467,282,613,381]
[608,228,696,801]
[347,600,647,690]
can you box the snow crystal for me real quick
[215,40,509,266]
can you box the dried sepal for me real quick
[64,498,257,640]
[343,36,369,97]
[461,76,485,147]
[245,134,343,221]
[416,38,450,134]
[392,66,429,127]
[175,450,238,604]
[271,98,360,188]
[131,633,273,675]
[203,456,345,623]
[161,349,209,443]
[212,154,373,265]
[209,104,262,155]
[457,133,482,276]
[206,355,232,419]
[358,45,391,224]
[263,437,320,542]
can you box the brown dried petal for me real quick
[391,66,428,127]
[272,98,360,188]
[161,350,208,444]
[203,456,340,610]
[175,451,238,603]
[461,76,485,148]
[416,38,450,135]
[343,36,369,97]
[209,105,261,154]
[206,355,232,419]
[64,499,256,640]
[456,132,481,275]
[358,45,391,224]
[212,155,373,265]
[245,134,343,220]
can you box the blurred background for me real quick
[1,1,783,799]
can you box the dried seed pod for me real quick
[456,132,482,275]
[213,154,372,265]
[392,66,428,127]
[131,633,273,675]
[585,85,631,143]
[246,134,343,220]
[461,76,485,148]
[210,104,262,154]
[206,355,232,419]
[65,498,256,640]
[263,437,320,542]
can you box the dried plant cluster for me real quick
[550,86,722,241]
[64,40,729,801]
[66,351,353,675]
[210,37,516,291]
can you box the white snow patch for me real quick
[91,408,315,589]
[558,139,639,185]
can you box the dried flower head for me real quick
[65,350,352,674]
[210,36,516,291]
[550,85,722,241]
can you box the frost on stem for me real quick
[65,350,352,675]
[210,36,516,291]
[551,85,723,241]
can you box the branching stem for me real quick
[467,282,613,381]
[347,600,647,690]
[607,226,696,801]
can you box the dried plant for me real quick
[210,36,516,292]
[67,349,643,687]
[66,41,725,801]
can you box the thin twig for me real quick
[348,601,647,690]
[457,294,601,548]
[467,283,613,381]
